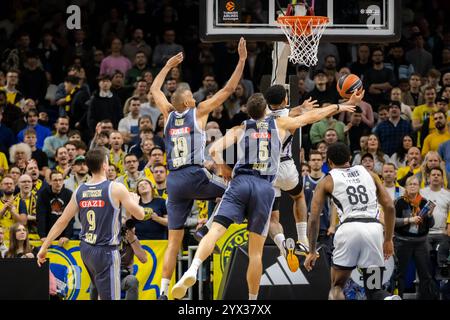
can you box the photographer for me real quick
[90,219,147,300]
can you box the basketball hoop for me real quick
[277,15,329,67]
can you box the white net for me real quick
[278,16,329,67]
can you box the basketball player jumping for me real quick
[304,142,400,300]
[37,148,145,300]
[150,38,247,299]
[171,92,360,300]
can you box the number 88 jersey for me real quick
[165,108,206,171]
[329,165,380,223]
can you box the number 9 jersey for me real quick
[329,165,380,223]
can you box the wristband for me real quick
[130,238,137,245]
[336,104,340,111]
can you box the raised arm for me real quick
[149,52,183,122]
[197,38,247,120]
[209,125,244,181]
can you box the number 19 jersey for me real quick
[165,108,206,171]
[329,165,379,222]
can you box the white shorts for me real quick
[332,221,385,269]
[273,159,300,197]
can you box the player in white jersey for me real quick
[265,85,316,260]
[305,142,399,300]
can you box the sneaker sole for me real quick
[172,275,197,300]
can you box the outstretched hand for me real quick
[300,97,319,111]
[166,52,184,68]
[347,89,365,106]
[238,37,247,61]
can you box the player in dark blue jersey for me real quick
[172,93,359,300]
[37,148,145,300]
[150,38,247,299]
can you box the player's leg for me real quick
[247,231,267,300]
[160,195,193,299]
[329,267,353,300]
[93,248,121,300]
[290,189,309,248]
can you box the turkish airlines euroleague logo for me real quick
[79,200,105,208]
[226,1,235,12]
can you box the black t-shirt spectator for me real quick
[348,122,371,153]
[134,198,168,240]
[363,67,396,111]
[394,197,434,238]
[304,87,339,105]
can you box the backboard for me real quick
[200,0,401,43]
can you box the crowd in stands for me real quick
[0,0,449,300]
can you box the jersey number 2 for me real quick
[346,185,369,205]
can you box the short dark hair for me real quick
[124,153,138,163]
[68,130,81,138]
[72,140,87,150]
[24,128,37,137]
[429,167,443,176]
[246,93,267,119]
[327,142,351,166]
[50,170,63,180]
[86,148,107,174]
[64,75,80,85]
[361,153,374,161]
[264,85,286,106]
[150,146,164,155]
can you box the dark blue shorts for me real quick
[167,166,226,230]
[214,174,275,236]
[80,241,121,300]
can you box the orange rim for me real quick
[277,16,329,36]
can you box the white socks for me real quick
[187,258,203,275]
[296,222,308,243]
[161,278,170,296]
[249,293,258,300]
[273,233,286,253]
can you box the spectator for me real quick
[0,150,7,180]
[394,176,437,300]
[402,73,424,107]
[224,82,247,119]
[101,8,126,47]
[86,49,104,91]
[406,33,433,77]
[147,146,165,168]
[421,109,450,156]
[20,51,47,104]
[0,103,16,158]
[374,101,413,157]
[421,69,442,94]
[61,76,90,133]
[137,138,155,170]
[65,29,93,68]
[193,74,218,104]
[37,30,63,84]
[338,97,375,129]
[397,147,422,187]
[352,134,390,175]
[163,77,178,100]
[438,139,450,173]
[207,104,231,135]
[36,171,73,244]
[125,51,150,87]
[0,69,24,109]
[381,163,405,201]
[309,106,346,146]
[152,164,168,199]
[9,142,32,173]
[363,48,396,111]
[8,166,22,185]
[349,44,371,78]
[17,109,51,149]
[64,141,77,164]
[390,134,415,169]
[42,116,69,165]
[0,176,27,241]
[140,90,161,128]
[107,163,118,181]
[64,155,89,192]
[415,151,449,189]
[420,167,450,268]
[0,226,7,258]
[343,107,371,153]
[152,29,184,69]
[305,70,339,105]
[385,43,415,82]
[412,86,438,147]
[134,178,168,240]
[390,87,412,120]
[25,160,45,193]
[68,130,82,143]
[15,174,38,240]
[4,223,35,258]
[99,38,132,76]
[87,74,123,135]
[111,70,131,106]
[128,126,162,159]
[52,146,71,179]
[109,131,126,176]
[115,154,145,192]
[123,28,152,63]
[360,152,375,173]
[23,128,49,173]
[323,128,339,145]
[119,97,141,142]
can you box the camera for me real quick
[120,219,136,237]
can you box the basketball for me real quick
[336,74,363,99]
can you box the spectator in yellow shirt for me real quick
[0,176,27,241]
[397,146,422,186]
[0,151,8,179]
[412,87,437,147]
[422,109,450,156]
